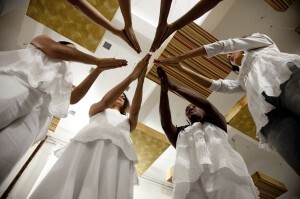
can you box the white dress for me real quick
[30,109,138,199]
[204,33,300,150]
[172,122,259,199]
[0,44,73,183]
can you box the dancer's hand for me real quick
[96,58,127,71]
[157,66,175,92]
[154,55,182,65]
[115,28,141,54]
[129,54,151,80]
[150,23,175,52]
[124,26,141,54]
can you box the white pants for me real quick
[0,74,50,184]
[173,167,259,199]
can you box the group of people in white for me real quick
[0,0,299,198]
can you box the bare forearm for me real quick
[159,90,177,147]
[172,84,210,111]
[179,65,212,88]
[48,45,100,65]
[158,0,173,25]
[101,76,133,108]
[179,46,207,60]
[159,90,173,130]
[70,67,102,104]
[129,79,144,131]
[118,0,132,27]
[67,0,117,33]
[172,0,221,30]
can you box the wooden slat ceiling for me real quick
[26,0,119,52]
[264,0,295,12]
[252,171,288,198]
[147,22,232,98]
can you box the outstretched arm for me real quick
[150,0,222,52]
[31,35,127,67]
[128,65,147,132]
[158,67,227,132]
[89,54,151,117]
[157,67,179,147]
[118,0,141,53]
[70,64,124,104]
[150,0,173,52]
[171,0,222,32]
[66,0,141,53]
[67,0,118,34]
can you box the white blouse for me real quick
[0,44,73,118]
[72,109,138,163]
[173,122,251,184]
[204,33,300,150]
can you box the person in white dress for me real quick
[157,66,259,199]
[29,54,150,199]
[0,35,127,184]
[154,33,300,176]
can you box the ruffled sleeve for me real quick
[0,44,73,117]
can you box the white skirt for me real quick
[29,139,137,199]
[173,167,259,199]
[0,75,50,184]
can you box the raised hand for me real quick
[154,55,182,65]
[115,28,141,54]
[97,58,127,71]
[124,26,141,54]
[157,66,173,92]
[150,24,175,52]
[129,54,151,80]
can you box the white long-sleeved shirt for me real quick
[204,33,300,149]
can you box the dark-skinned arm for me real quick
[158,67,227,132]
[157,67,179,147]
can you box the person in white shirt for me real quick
[154,33,300,176]
[29,54,150,199]
[0,35,127,184]
[157,66,259,199]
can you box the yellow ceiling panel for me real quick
[131,123,170,176]
[26,0,119,52]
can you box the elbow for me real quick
[70,98,79,105]
[70,93,80,105]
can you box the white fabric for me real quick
[0,44,72,183]
[205,33,300,150]
[0,76,50,183]
[173,123,259,199]
[173,167,259,199]
[72,109,138,163]
[0,44,73,118]
[30,140,137,199]
[174,122,252,183]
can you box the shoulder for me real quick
[176,125,190,134]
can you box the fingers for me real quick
[154,57,178,65]
[124,28,141,54]
[156,66,166,79]
[114,59,128,66]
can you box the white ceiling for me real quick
[0,0,300,198]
